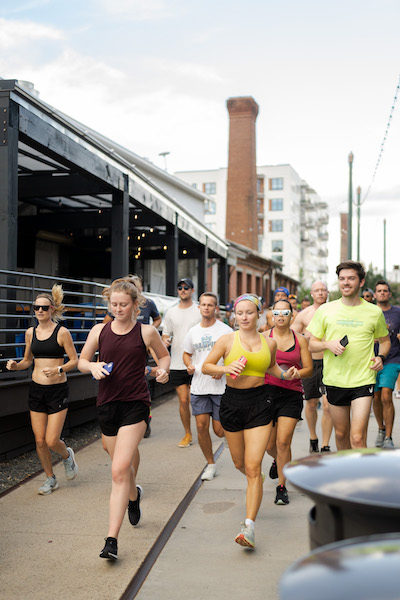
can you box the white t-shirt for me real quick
[183,320,233,395]
[163,303,201,370]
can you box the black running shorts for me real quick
[219,385,272,432]
[97,401,150,436]
[29,381,69,414]
[326,384,374,407]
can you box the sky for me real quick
[0,0,399,288]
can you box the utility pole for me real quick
[347,152,354,259]
[356,186,361,261]
[383,219,387,278]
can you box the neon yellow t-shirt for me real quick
[307,298,388,388]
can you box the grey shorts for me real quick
[190,394,222,420]
[302,359,325,400]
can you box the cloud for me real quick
[0,17,64,49]
[97,0,174,20]
[146,57,226,84]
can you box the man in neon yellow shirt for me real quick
[307,261,390,450]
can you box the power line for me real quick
[361,74,400,204]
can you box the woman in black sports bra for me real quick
[6,285,78,496]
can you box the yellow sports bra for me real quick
[224,331,271,377]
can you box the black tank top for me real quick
[97,321,150,407]
[31,323,64,359]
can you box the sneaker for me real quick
[201,464,217,480]
[63,447,78,481]
[144,421,151,438]
[235,523,255,549]
[128,485,143,526]
[269,460,278,479]
[275,484,289,505]
[321,446,331,452]
[178,433,193,448]
[38,475,58,495]
[383,436,395,449]
[309,439,319,453]
[375,429,386,448]
[99,537,118,560]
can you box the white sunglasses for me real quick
[272,309,291,316]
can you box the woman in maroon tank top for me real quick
[263,299,312,505]
[78,279,170,561]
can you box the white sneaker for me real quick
[38,475,58,495]
[375,429,386,447]
[201,464,217,480]
[383,436,395,449]
[63,447,78,480]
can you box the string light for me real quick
[362,74,400,204]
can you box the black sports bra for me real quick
[31,323,64,359]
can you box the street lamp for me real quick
[158,151,170,171]
[347,152,354,260]
[356,186,361,261]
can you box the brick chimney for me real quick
[226,96,259,250]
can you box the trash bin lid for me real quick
[279,533,400,600]
[284,448,400,509]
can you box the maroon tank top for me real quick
[97,321,150,407]
[264,329,303,392]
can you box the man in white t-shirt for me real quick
[162,278,201,447]
[183,292,232,480]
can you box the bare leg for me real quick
[243,424,272,520]
[30,409,68,477]
[305,397,319,440]
[381,388,395,439]
[265,423,277,460]
[103,432,140,493]
[373,390,385,429]
[350,396,373,448]
[196,414,214,463]
[176,384,191,435]
[321,395,333,447]
[328,404,351,450]
[275,417,297,486]
[103,421,146,539]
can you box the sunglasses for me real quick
[272,309,291,316]
[177,285,190,291]
[33,304,51,311]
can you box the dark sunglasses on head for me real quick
[177,285,190,291]
[33,304,51,311]
[272,309,291,316]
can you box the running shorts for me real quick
[219,385,272,432]
[29,381,69,414]
[97,401,150,436]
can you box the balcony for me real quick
[319,231,329,241]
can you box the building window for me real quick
[257,177,264,194]
[272,240,283,252]
[205,199,216,214]
[247,273,252,291]
[269,177,284,190]
[191,183,197,189]
[203,182,216,195]
[258,238,263,253]
[237,271,243,296]
[270,198,283,211]
[270,219,283,232]
[274,255,283,263]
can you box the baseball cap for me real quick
[274,286,289,297]
[225,303,233,311]
[178,278,194,289]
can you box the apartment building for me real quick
[175,164,329,287]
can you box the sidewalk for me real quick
[0,398,385,600]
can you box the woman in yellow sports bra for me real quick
[202,293,299,549]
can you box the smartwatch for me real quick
[57,366,64,376]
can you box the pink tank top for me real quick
[264,329,303,392]
[97,321,150,407]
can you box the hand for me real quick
[91,362,111,380]
[155,368,169,383]
[6,360,17,371]
[42,367,58,378]
[326,339,347,356]
[369,356,384,372]
[284,366,300,380]
[186,363,195,375]
[226,359,246,378]
[163,337,172,348]
[212,374,223,380]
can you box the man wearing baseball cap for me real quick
[162,278,201,447]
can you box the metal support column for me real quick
[198,238,208,294]
[111,174,129,279]
[218,257,229,305]
[0,95,18,271]
[165,218,179,296]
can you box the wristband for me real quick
[280,371,285,380]
[377,354,385,363]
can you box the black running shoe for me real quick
[269,460,278,479]
[309,439,319,453]
[128,485,142,526]
[274,484,289,505]
[321,445,331,452]
[99,537,118,560]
